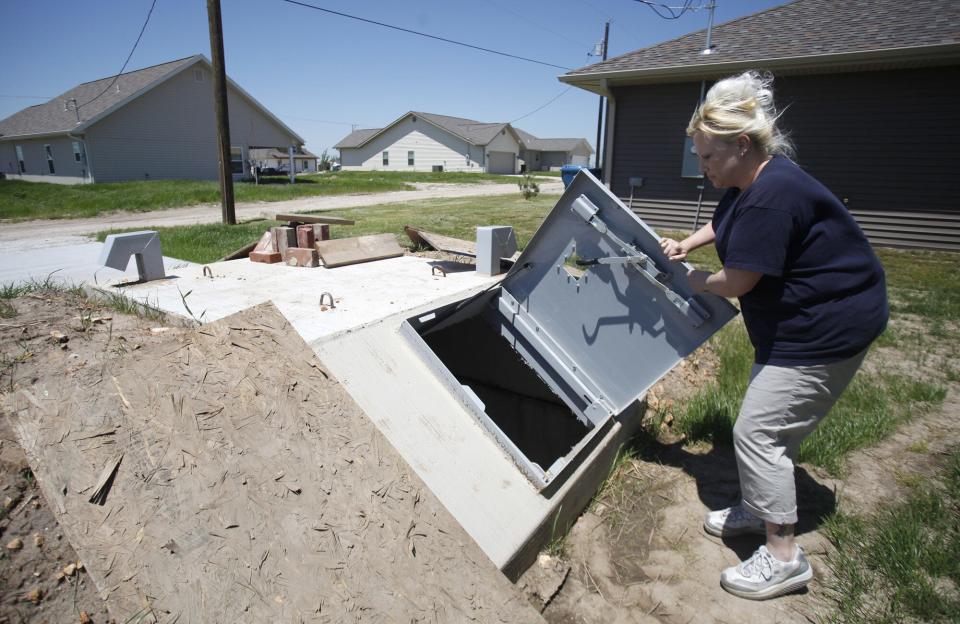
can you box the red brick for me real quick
[285,247,319,268]
[296,225,316,248]
[312,224,331,241]
[252,230,276,253]
[249,250,282,264]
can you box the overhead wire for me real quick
[78,0,158,109]
[509,87,574,124]
[278,0,572,71]
[632,0,705,20]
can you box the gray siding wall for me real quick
[610,66,960,250]
[85,65,297,182]
[1,136,87,181]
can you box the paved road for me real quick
[0,180,563,251]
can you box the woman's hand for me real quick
[660,237,688,262]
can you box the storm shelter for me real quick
[402,170,739,489]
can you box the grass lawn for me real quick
[94,194,556,264]
[0,171,542,221]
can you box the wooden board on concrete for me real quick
[275,213,355,226]
[316,233,404,268]
[9,303,543,623]
[404,226,477,257]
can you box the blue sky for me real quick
[2,0,787,159]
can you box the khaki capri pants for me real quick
[735,349,868,526]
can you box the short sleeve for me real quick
[723,206,794,276]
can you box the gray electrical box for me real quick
[401,170,737,489]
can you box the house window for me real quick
[15,145,25,173]
[408,151,415,166]
[72,141,83,163]
[230,147,243,174]
[301,159,308,172]
[382,151,389,166]
[44,144,55,174]
[193,68,204,82]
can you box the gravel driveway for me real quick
[0,180,563,251]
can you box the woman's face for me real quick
[692,132,744,189]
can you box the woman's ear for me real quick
[737,134,751,156]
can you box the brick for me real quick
[252,230,276,253]
[285,247,319,268]
[271,226,297,259]
[249,250,282,264]
[312,224,331,241]
[296,224,316,248]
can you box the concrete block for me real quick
[249,251,282,264]
[271,226,297,260]
[476,226,517,276]
[253,230,277,253]
[285,247,319,268]
[296,225,316,249]
[312,224,331,242]
[98,230,165,282]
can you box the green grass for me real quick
[0,171,545,221]
[821,448,960,623]
[877,248,960,323]
[95,194,557,264]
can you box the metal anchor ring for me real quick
[319,292,336,308]
[432,266,447,277]
[202,266,213,278]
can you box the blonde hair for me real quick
[687,71,794,158]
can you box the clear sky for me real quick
[1,0,788,160]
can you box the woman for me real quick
[660,71,888,600]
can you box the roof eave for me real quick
[559,43,960,94]
[0,129,78,141]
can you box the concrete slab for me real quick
[0,240,194,288]
[100,255,498,342]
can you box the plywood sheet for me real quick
[275,213,355,225]
[404,226,477,257]
[316,234,404,268]
[9,303,542,623]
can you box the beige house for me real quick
[0,55,305,184]
[335,111,592,174]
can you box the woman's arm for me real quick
[687,267,762,298]
[660,223,716,262]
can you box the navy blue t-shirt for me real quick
[712,156,888,365]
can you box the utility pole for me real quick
[207,0,236,225]
[595,21,609,171]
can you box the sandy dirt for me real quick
[1,291,956,623]
[1,293,542,623]
[0,180,563,251]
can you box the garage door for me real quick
[487,151,515,175]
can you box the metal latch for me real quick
[570,195,710,327]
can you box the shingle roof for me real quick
[0,56,199,138]
[333,112,592,153]
[249,148,317,159]
[562,0,960,80]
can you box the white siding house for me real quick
[0,55,306,184]
[335,112,586,175]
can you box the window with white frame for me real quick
[382,151,389,166]
[408,151,415,166]
[44,144,55,174]
[72,141,83,163]
[15,145,25,173]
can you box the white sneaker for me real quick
[720,545,813,600]
[703,504,766,537]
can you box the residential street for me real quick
[0,179,562,251]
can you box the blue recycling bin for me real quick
[561,164,584,188]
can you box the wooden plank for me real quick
[274,213,355,226]
[8,303,544,623]
[315,233,404,268]
[216,240,258,262]
[404,225,477,257]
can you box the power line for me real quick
[480,0,591,49]
[278,0,572,71]
[78,0,158,109]
[632,0,705,20]
[509,87,573,124]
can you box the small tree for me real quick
[318,149,333,171]
[518,174,540,200]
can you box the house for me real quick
[0,55,306,184]
[334,111,593,174]
[558,0,960,251]
[248,148,318,174]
